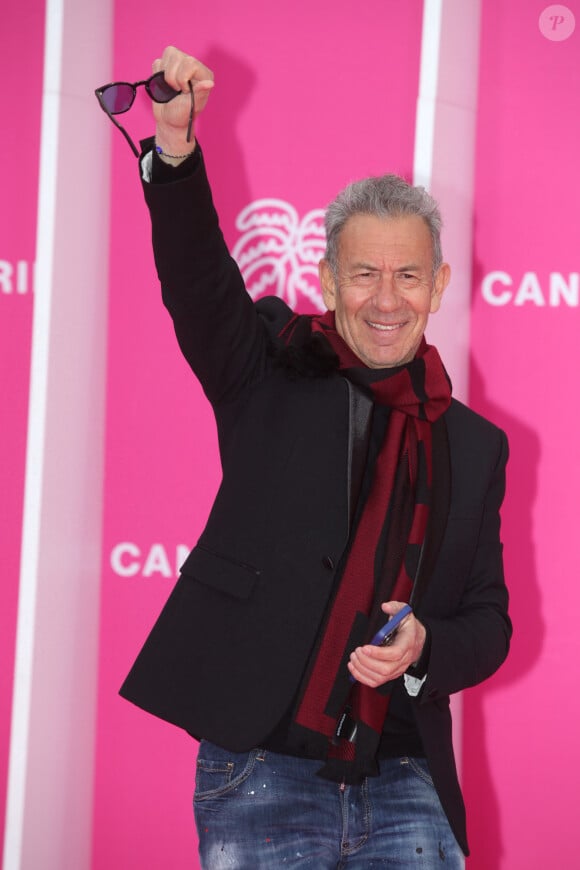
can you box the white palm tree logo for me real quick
[231,199,326,311]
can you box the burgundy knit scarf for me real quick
[280,310,451,783]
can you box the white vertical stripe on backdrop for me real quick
[2,0,112,867]
[413,3,482,845]
[2,3,65,864]
[414,0,482,405]
[414,0,443,189]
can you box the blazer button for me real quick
[322,555,335,570]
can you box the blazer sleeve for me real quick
[141,145,268,406]
[418,427,512,703]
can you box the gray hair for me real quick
[324,174,443,277]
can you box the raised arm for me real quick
[141,47,273,405]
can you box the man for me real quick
[120,46,511,868]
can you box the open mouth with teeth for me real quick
[366,320,406,332]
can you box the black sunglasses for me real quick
[94,71,193,157]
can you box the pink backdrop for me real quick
[464,2,580,866]
[2,2,580,868]
[0,3,45,853]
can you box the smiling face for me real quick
[319,213,450,369]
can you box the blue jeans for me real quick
[194,742,464,868]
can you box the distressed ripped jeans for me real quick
[193,741,464,868]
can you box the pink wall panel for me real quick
[465,2,580,868]
[5,3,575,867]
[0,5,45,860]
[92,3,425,868]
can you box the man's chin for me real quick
[361,347,415,370]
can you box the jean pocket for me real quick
[195,743,263,801]
[400,756,436,789]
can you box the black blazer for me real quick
[121,149,511,856]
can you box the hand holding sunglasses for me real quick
[95,48,215,159]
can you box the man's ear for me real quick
[319,259,337,311]
[430,262,451,314]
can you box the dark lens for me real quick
[100,83,136,114]
[147,72,180,103]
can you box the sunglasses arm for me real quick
[186,81,194,143]
[95,92,140,158]
[106,112,140,158]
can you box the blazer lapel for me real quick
[344,379,373,529]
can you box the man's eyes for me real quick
[348,270,423,286]
[397,272,421,285]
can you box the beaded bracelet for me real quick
[155,144,195,160]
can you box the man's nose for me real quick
[374,273,399,309]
